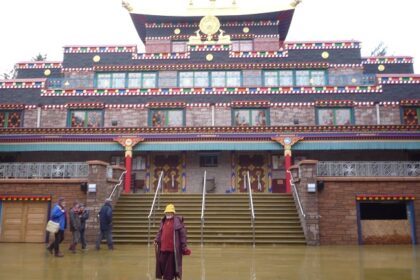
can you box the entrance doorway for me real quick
[236,154,268,193]
[151,154,182,193]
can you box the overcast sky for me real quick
[0,0,419,76]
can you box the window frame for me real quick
[231,108,270,127]
[0,110,23,128]
[199,154,219,167]
[315,107,355,126]
[401,107,420,125]
[67,109,104,128]
[148,108,186,127]
[95,72,158,89]
[263,70,328,87]
[178,71,242,87]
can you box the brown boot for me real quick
[54,252,64,257]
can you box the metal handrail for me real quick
[287,170,306,218]
[147,171,164,246]
[246,171,256,247]
[200,170,207,247]
[108,171,127,200]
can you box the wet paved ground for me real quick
[0,243,418,280]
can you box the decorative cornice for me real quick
[62,68,94,73]
[378,75,420,84]
[229,50,288,58]
[40,85,382,97]
[132,52,190,60]
[285,41,361,50]
[356,194,415,201]
[329,64,364,69]
[94,62,328,71]
[0,103,25,110]
[0,79,45,89]
[400,100,420,106]
[146,102,186,108]
[145,20,279,29]
[66,102,105,109]
[15,62,62,69]
[147,33,256,41]
[379,101,400,107]
[315,100,354,107]
[188,45,232,51]
[0,195,51,201]
[63,45,137,54]
[231,101,271,108]
[362,57,413,64]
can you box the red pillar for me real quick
[285,153,292,193]
[124,154,132,193]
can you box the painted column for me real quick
[272,136,303,193]
[115,137,144,193]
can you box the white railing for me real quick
[246,171,256,247]
[200,170,207,247]
[0,162,89,179]
[287,170,306,218]
[147,171,164,247]
[108,171,126,201]
[317,161,420,177]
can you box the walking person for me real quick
[154,204,190,280]
[69,201,81,253]
[79,203,89,250]
[47,197,67,257]
[95,198,114,250]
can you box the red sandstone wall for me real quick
[318,180,420,245]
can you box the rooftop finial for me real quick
[122,0,133,12]
[290,0,302,8]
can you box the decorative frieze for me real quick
[285,41,361,50]
[0,104,25,110]
[362,57,413,64]
[400,99,420,106]
[231,101,270,108]
[378,75,420,84]
[146,102,186,108]
[188,45,232,51]
[0,195,52,201]
[64,45,137,54]
[229,50,288,58]
[0,79,45,89]
[356,194,415,201]
[132,52,190,60]
[15,62,62,69]
[145,20,279,29]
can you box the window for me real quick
[0,111,22,128]
[232,40,253,51]
[96,72,157,88]
[233,108,269,127]
[179,71,241,87]
[402,107,420,125]
[111,156,125,166]
[172,41,187,52]
[199,155,218,167]
[68,110,103,128]
[263,70,327,86]
[149,109,185,127]
[316,108,353,125]
[211,71,241,87]
[133,156,146,170]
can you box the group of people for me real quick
[47,198,189,280]
[47,197,114,257]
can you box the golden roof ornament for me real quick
[122,0,134,12]
[290,0,302,8]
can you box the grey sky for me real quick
[0,0,419,76]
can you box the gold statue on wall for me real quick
[188,14,231,45]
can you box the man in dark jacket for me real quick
[95,198,113,250]
[155,204,189,280]
[69,201,81,253]
[79,203,89,250]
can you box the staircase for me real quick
[113,193,305,245]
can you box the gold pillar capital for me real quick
[114,137,144,157]
[271,136,303,156]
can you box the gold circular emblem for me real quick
[44,69,51,76]
[93,55,101,62]
[321,51,329,59]
[243,27,250,34]
[199,15,220,36]
[351,78,357,84]
[174,28,181,35]
[125,138,133,146]
[206,54,214,61]
[378,64,386,72]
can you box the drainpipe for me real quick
[375,102,381,125]
[36,105,42,128]
[211,103,215,126]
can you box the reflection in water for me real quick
[0,244,419,280]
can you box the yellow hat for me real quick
[164,204,175,213]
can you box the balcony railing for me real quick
[317,161,420,177]
[0,162,89,179]
[46,73,377,89]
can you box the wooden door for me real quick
[237,154,267,193]
[0,201,48,243]
[152,154,182,193]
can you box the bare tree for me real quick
[370,42,387,57]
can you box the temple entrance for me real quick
[151,154,182,193]
[236,154,268,193]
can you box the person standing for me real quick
[79,203,89,250]
[69,201,81,253]
[155,204,189,280]
[47,197,67,257]
[95,198,113,250]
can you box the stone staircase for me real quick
[112,193,306,245]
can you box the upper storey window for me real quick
[316,108,354,126]
[232,40,253,51]
[149,109,185,127]
[179,71,241,87]
[232,108,269,127]
[68,110,103,128]
[402,107,420,125]
[263,70,327,87]
[96,72,157,89]
[0,111,22,128]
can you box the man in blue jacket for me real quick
[47,197,67,257]
[95,198,113,250]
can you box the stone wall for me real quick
[41,109,66,128]
[23,108,38,128]
[104,108,147,127]
[379,106,401,125]
[253,38,280,51]
[186,107,212,127]
[271,107,315,126]
[354,106,377,125]
[214,108,231,126]
[145,40,171,53]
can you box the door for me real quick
[0,201,48,243]
[152,154,182,193]
[237,154,268,193]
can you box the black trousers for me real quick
[48,230,64,254]
[80,228,87,249]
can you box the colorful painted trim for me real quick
[94,62,328,71]
[0,195,52,201]
[145,20,279,28]
[285,41,360,50]
[147,34,256,41]
[229,50,288,58]
[315,100,354,107]
[66,102,105,109]
[356,194,415,201]
[64,46,137,54]
[329,64,363,68]
[15,62,62,69]
[62,68,94,73]
[401,100,420,106]
[188,45,232,51]
[41,85,382,97]
[231,101,270,108]
[0,104,25,110]
[362,57,413,64]
[0,79,45,89]
[146,102,186,108]
[378,76,420,84]
[379,101,400,107]
[132,52,190,60]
